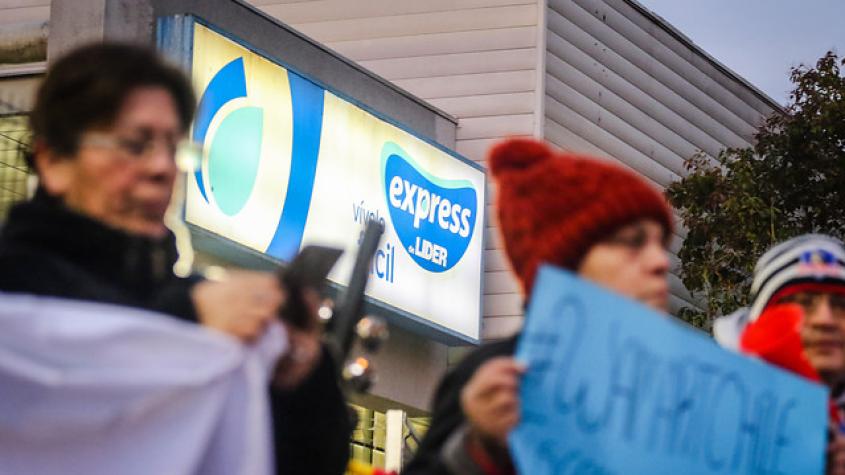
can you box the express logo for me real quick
[192,56,324,260]
[382,142,477,272]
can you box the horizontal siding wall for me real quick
[253,0,542,341]
[543,0,776,315]
[0,1,49,28]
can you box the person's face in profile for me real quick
[576,219,671,312]
[39,86,182,238]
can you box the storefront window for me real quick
[0,109,31,221]
[347,404,430,473]
[349,405,385,469]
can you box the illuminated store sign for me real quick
[184,22,485,342]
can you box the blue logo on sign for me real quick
[193,57,324,260]
[382,142,477,272]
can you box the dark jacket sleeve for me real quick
[271,345,352,475]
[147,275,204,323]
[403,337,518,475]
[403,365,471,475]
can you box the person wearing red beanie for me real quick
[403,138,674,475]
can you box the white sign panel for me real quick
[185,23,485,342]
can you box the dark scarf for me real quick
[0,191,181,299]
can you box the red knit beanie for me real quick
[489,138,673,295]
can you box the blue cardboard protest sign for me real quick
[510,265,827,475]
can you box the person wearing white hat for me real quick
[714,234,845,475]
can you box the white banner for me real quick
[0,293,285,475]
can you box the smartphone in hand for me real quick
[278,246,343,328]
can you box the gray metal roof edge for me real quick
[229,0,459,125]
[623,0,785,113]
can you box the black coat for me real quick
[0,195,352,475]
[403,336,518,475]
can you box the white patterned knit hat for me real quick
[747,234,845,322]
[714,234,845,349]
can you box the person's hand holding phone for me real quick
[273,246,342,389]
[192,270,285,342]
[192,246,343,390]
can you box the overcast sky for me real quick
[636,0,845,105]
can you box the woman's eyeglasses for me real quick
[80,132,202,171]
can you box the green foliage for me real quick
[667,52,845,329]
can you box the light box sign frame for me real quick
[157,16,486,344]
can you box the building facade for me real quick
[0,0,780,470]
[245,0,779,338]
